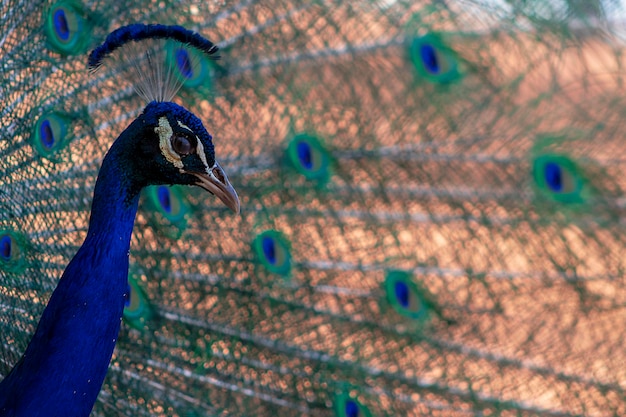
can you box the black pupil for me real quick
[172,135,192,155]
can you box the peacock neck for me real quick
[0,140,143,416]
[88,146,142,245]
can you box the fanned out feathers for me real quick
[1,1,626,416]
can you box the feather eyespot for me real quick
[171,134,194,156]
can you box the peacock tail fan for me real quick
[1,1,625,416]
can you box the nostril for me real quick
[212,165,225,183]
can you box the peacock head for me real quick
[88,24,238,212]
[125,100,240,213]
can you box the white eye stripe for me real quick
[196,139,211,173]
[177,121,194,134]
[156,117,183,169]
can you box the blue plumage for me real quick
[0,150,140,415]
[0,27,238,416]
[88,24,219,72]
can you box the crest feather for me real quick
[88,24,219,102]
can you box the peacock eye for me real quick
[171,134,194,156]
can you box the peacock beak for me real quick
[187,162,240,214]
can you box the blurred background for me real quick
[1,0,625,415]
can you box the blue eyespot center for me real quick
[262,236,276,264]
[125,283,132,307]
[345,400,360,417]
[53,9,70,41]
[420,44,439,74]
[0,235,12,260]
[40,119,55,148]
[296,141,313,170]
[157,186,172,213]
[544,162,563,192]
[176,48,194,79]
[394,281,410,308]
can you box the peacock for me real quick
[0,23,240,416]
[1,0,625,416]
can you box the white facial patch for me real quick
[155,117,184,169]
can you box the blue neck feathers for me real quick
[0,132,143,416]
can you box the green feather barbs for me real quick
[144,185,191,239]
[252,230,292,277]
[123,270,153,330]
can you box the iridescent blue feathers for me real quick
[88,24,219,102]
[88,23,219,70]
